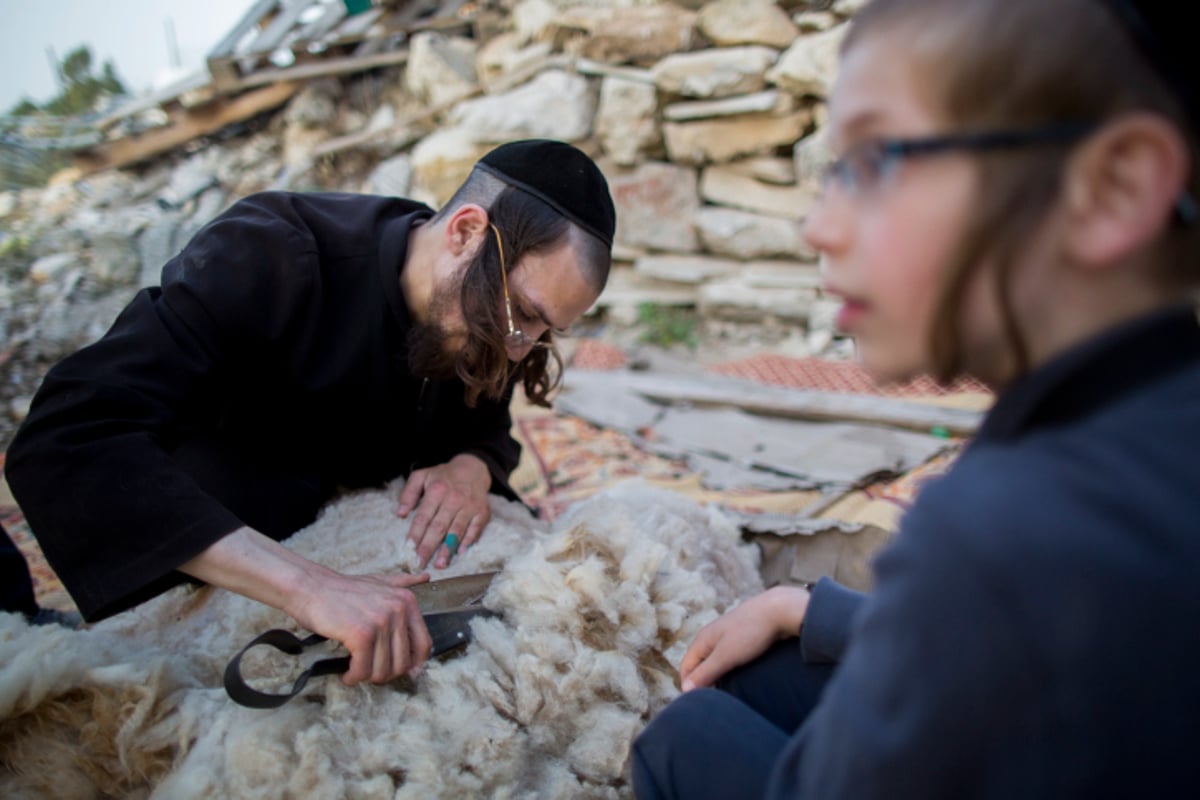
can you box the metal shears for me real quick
[224,571,498,708]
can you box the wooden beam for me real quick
[72,81,301,174]
[610,372,986,437]
[328,5,386,41]
[233,47,409,90]
[209,0,280,60]
[208,0,282,90]
[295,1,348,42]
[92,69,214,130]
[242,0,318,59]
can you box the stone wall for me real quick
[0,0,867,447]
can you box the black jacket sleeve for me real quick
[5,193,324,621]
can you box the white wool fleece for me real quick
[0,480,762,799]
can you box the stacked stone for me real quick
[0,0,869,442]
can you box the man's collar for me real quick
[379,206,434,328]
[977,302,1200,441]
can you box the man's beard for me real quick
[406,320,460,380]
[406,278,463,380]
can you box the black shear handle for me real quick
[224,629,349,709]
[223,608,494,709]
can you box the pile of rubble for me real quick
[0,0,865,451]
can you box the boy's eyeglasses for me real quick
[821,123,1097,197]
[490,223,550,351]
[821,121,1197,226]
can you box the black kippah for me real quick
[475,139,616,247]
[1100,0,1199,133]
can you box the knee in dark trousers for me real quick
[0,520,38,617]
[717,639,835,733]
[632,688,790,800]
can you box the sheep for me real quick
[0,480,762,798]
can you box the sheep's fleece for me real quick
[0,480,762,799]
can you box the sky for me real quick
[0,0,257,111]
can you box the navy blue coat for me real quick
[784,304,1200,797]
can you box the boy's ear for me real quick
[1062,113,1190,267]
[444,204,489,257]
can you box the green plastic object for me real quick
[343,0,372,15]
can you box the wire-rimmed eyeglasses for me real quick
[490,223,550,351]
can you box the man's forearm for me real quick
[178,526,327,619]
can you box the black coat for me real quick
[6,191,522,622]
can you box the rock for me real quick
[189,188,229,231]
[410,128,494,208]
[513,0,560,44]
[793,115,833,188]
[698,276,818,322]
[0,191,16,220]
[739,260,822,288]
[767,24,847,98]
[723,156,796,185]
[449,70,594,143]
[89,230,141,286]
[366,153,414,198]
[793,10,841,32]
[833,0,869,15]
[698,0,801,49]
[8,395,32,425]
[138,213,183,288]
[662,110,810,165]
[282,80,340,128]
[700,165,820,219]
[652,46,778,99]
[476,33,554,89]
[634,254,741,284]
[607,161,701,253]
[405,32,479,108]
[28,254,76,285]
[549,5,698,64]
[595,76,661,166]
[663,90,792,122]
[32,287,131,360]
[28,225,86,260]
[694,207,814,259]
[162,150,222,208]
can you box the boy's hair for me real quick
[845,0,1200,382]
[433,167,612,407]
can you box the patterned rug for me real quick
[709,353,991,398]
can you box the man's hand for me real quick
[396,454,492,569]
[679,585,811,691]
[288,568,433,686]
[180,527,434,685]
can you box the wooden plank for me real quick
[329,6,386,40]
[93,69,214,129]
[295,0,348,41]
[72,82,301,174]
[209,0,281,60]
[598,371,985,436]
[233,48,409,89]
[243,0,320,58]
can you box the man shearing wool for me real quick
[4,138,616,686]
